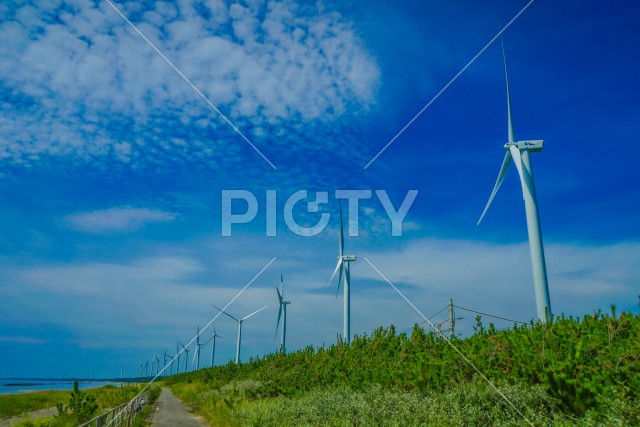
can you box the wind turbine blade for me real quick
[508,145,525,186]
[242,305,269,321]
[335,261,344,299]
[509,144,533,199]
[274,304,283,343]
[212,304,239,322]
[478,150,512,225]
[276,286,282,302]
[327,258,342,286]
[280,274,284,297]
[338,201,344,257]
[501,38,515,143]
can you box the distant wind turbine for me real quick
[163,349,173,376]
[201,325,222,367]
[180,342,189,373]
[153,354,160,376]
[274,275,291,353]
[477,40,552,323]
[212,305,268,364]
[192,326,202,370]
[328,202,356,344]
[175,340,181,374]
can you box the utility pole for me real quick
[449,299,455,338]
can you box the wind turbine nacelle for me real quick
[517,140,544,152]
[343,255,357,261]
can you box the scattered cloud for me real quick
[0,0,381,166]
[64,207,176,233]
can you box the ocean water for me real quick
[0,379,126,395]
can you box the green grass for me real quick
[0,390,71,418]
[1,383,151,426]
[166,309,639,426]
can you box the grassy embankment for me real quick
[165,309,639,426]
[1,383,159,426]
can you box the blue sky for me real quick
[1,0,638,379]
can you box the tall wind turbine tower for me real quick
[175,340,181,374]
[180,343,189,373]
[275,274,291,352]
[163,349,173,376]
[193,326,202,370]
[477,41,552,322]
[202,325,222,367]
[328,202,356,344]
[212,305,268,364]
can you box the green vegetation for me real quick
[54,381,99,425]
[2,383,155,427]
[129,386,161,427]
[0,390,70,419]
[166,309,639,426]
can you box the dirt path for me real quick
[0,407,57,427]
[150,388,206,427]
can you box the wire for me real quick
[403,305,449,334]
[453,305,527,325]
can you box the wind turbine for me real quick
[192,326,202,371]
[274,275,291,353]
[151,357,157,377]
[202,325,222,367]
[477,41,552,323]
[212,305,268,364]
[180,343,190,373]
[153,354,160,376]
[328,202,356,344]
[175,340,181,374]
[163,350,173,376]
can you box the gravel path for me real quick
[150,388,206,427]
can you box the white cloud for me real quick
[64,207,176,233]
[1,236,637,357]
[0,0,381,165]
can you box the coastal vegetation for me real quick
[165,309,639,426]
[1,383,157,426]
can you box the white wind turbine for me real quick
[180,342,190,373]
[163,349,173,376]
[477,41,552,322]
[328,202,356,344]
[152,354,160,376]
[212,305,268,364]
[202,325,222,368]
[192,326,202,370]
[175,340,181,374]
[274,274,291,353]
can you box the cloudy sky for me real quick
[1,0,638,379]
